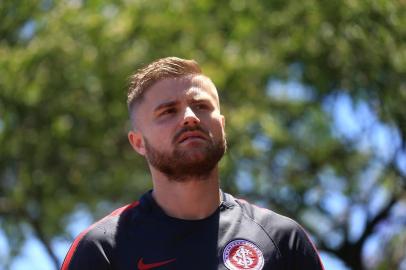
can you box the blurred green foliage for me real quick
[0,0,405,269]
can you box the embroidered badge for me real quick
[223,239,264,270]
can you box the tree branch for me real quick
[28,217,60,270]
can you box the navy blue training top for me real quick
[61,191,324,270]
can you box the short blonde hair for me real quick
[127,57,202,114]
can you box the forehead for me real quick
[143,75,219,107]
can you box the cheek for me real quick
[144,127,175,149]
[148,132,170,145]
[210,118,225,138]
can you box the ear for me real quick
[128,130,146,156]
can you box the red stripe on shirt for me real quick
[61,201,139,270]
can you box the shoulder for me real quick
[231,195,301,235]
[82,201,141,242]
[225,193,324,269]
[61,201,140,270]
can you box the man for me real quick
[61,57,324,270]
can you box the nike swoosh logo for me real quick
[137,258,176,270]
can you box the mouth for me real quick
[177,131,208,144]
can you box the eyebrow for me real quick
[152,96,213,113]
[190,97,209,103]
[153,100,179,113]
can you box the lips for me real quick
[177,131,208,144]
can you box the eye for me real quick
[159,108,177,116]
[194,103,210,110]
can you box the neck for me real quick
[150,167,221,220]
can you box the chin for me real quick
[179,149,213,162]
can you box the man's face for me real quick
[128,75,226,181]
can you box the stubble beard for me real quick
[143,132,226,182]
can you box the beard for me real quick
[143,126,226,182]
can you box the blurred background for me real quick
[1,0,405,269]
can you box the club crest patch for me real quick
[223,239,264,270]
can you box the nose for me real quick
[182,107,200,126]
